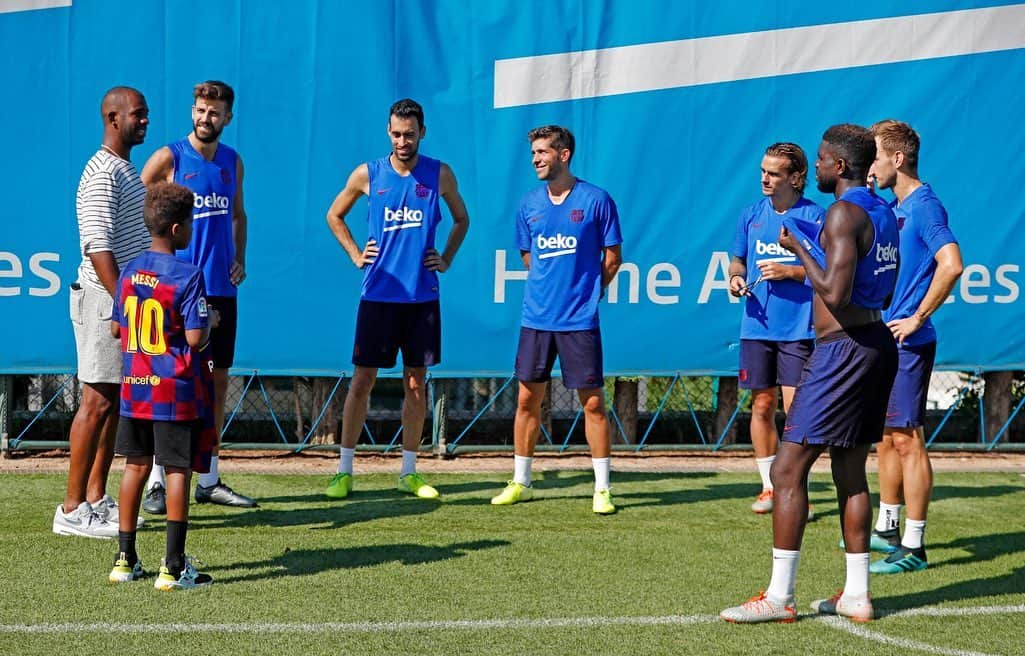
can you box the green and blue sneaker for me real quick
[398,472,440,499]
[490,481,533,505]
[870,546,928,575]
[325,472,353,499]
[839,528,901,553]
[592,488,616,515]
[108,553,144,583]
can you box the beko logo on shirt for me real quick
[754,240,793,257]
[536,233,577,259]
[383,207,423,232]
[193,193,229,210]
[874,242,898,275]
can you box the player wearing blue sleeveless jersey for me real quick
[141,81,256,510]
[867,120,963,576]
[728,143,823,515]
[325,99,470,501]
[723,125,898,625]
[490,126,623,515]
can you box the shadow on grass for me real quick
[188,494,442,531]
[931,484,1024,503]
[210,539,510,584]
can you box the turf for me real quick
[2,469,1023,655]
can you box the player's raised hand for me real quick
[423,248,449,272]
[354,239,378,268]
[777,226,798,253]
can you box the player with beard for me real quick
[140,81,256,511]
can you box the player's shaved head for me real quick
[100,86,143,119]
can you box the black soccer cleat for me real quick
[194,479,258,507]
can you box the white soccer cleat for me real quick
[721,592,796,623]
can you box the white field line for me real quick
[1,605,1022,635]
[817,616,998,656]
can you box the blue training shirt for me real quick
[731,196,824,341]
[170,138,238,298]
[516,179,623,331]
[881,184,957,347]
[839,186,900,309]
[363,155,442,303]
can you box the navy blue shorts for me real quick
[738,339,814,389]
[207,296,237,369]
[352,299,441,368]
[782,322,898,448]
[515,327,604,390]
[885,341,936,428]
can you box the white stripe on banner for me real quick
[0,0,71,15]
[493,4,1025,108]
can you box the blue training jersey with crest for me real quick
[839,186,900,309]
[881,184,957,347]
[363,155,442,303]
[516,179,623,331]
[731,196,824,341]
[170,138,238,297]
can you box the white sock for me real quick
[903,519,926,550]
[198,456,219,488]
[756,456,775,491]
[592,457,611,491]
[513,455,532,487]
[766,548,800,604]
[400,450,418,477]
[844,552,870,598]
[147,463,165,490]
[338,447,355,475]
[876,502,902,532]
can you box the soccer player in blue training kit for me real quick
[866,120,963,574]
[728,143,823,517]
[108,181,217,590]
[491,125,623,514]
[325,98,470,500]
[721,124,899,623]
[140,81,256,511]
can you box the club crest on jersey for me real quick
[570,209,584,223]
[220,168,231,185]
[415,183,431,198]
[897,216,906,231]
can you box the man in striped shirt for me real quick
[53,87,151,540]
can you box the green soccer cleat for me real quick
[870,546,928,575]
[325,472,353,499]
[839,528,901,553]
[490,481,533,505]
[154,556,213,591]
[108,553,144,583]
[398,472,440,499]
[592,488,616,515]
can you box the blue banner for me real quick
[2,1,1024,375]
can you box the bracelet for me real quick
[729,273,745,281]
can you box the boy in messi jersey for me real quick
[722,124,899,624]
[325,98,470,500]
[728,143,823,515]
[108,182,217,590]
[864,120,963,574]
[490,125,623,514]
[140,80,256,511]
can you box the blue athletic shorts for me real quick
[738,339,814,389]
[515,326,603,390]
[352,299,441,368]
[885,341,936,428]
[783,322,898,448]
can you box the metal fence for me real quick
[4,370,1024,455]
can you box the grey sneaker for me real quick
[194,479,257,507]
[52,502,118,539]
[93,494,145,528]
[142,483,167,515]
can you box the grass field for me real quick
[2,468,1023,655]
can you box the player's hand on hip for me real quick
[423,248,449,272]
[230,260,246,286]
[355,239,378,269]
[887,315,922,345]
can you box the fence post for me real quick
[613,377,639,443]
[432,378,447,456]
[715,376,739,446]
[0,375,11,456]
[982,370,1013,445]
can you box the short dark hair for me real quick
[821,124,875,178]
[194,80,235,112]
[764,142,809,195]
[527,125,575,162]
[389,98,425,130]
[144,182,194,237]
[871,119,920,168]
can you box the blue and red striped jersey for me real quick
[113,250,212,421]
